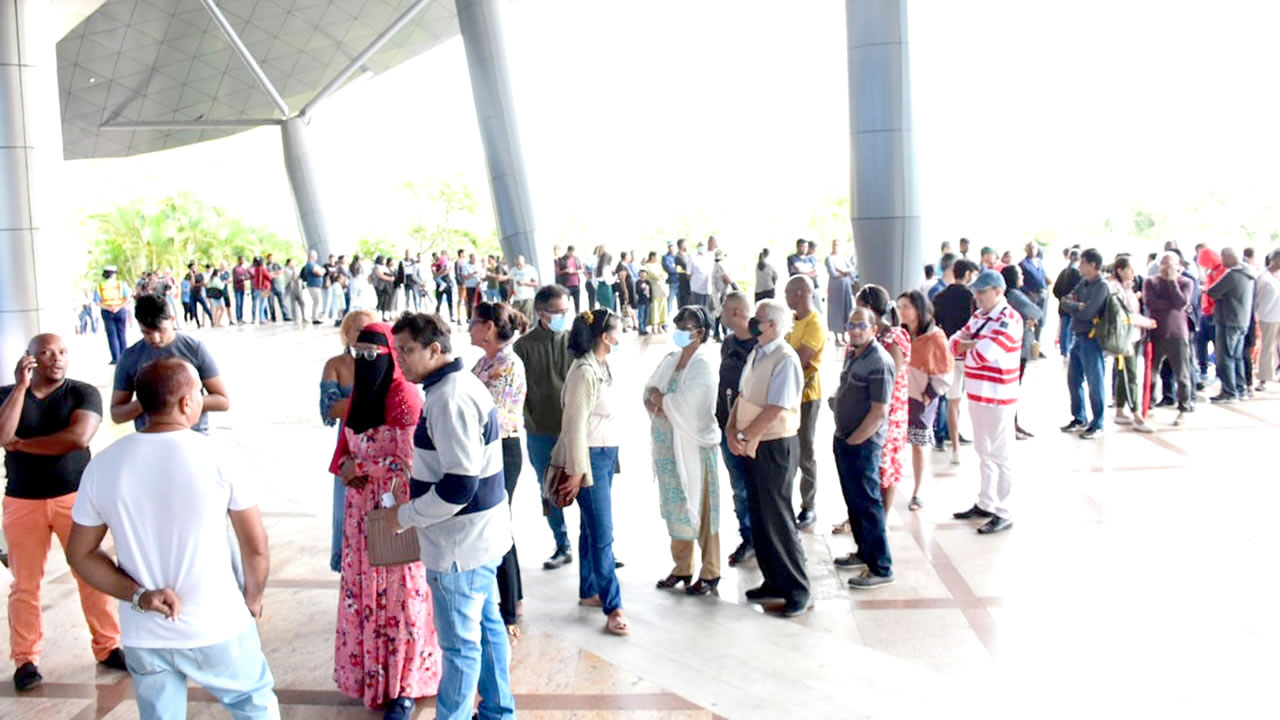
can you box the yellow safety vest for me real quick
[98,280,124,308]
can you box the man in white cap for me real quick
[95,267,131,364]
[948,269,1023,534]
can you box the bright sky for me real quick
[60,0,1280,264]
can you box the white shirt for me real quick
[511,265,538,301]
[690,253,714,294]
[1256,270,1280,323]
[72,432,255,649]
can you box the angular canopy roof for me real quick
[57,0,460,159]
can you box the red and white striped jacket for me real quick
[947,300,1023,406]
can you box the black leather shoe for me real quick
[834,553,866,568]
[383,697,415,720]
[13,662,42,692]
[745,585,786,603]
[795,509,817,530]
[773,597,812,617]
[614,558,625,569]
[952,504,993,520]
[686,578,720,596]
[727,542,755,566]
[99,648,128,671]
[1157,396,1176,407]
[977,516,1014,534]
[542,549,572,570]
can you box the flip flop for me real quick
[831,520,851,535]
[606,614,630,636]
[908,496,922,511]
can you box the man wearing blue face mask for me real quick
[514,285,576,569]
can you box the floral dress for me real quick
[334,424,441,708]
[879,326,912,489]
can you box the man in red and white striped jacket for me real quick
[947,270,1022,534]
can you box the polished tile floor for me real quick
[1,317,1275,719]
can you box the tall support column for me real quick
[2,0,67,373]
[846,0,922,294]
[455,0,540,278]
[281,117,333,258]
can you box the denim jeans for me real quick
[719,435,752,546]
[1057,314,1075,358]
[578,447,622,614]
[1215,324,1247,398]
[933,395,949,447]
[426,561,516,720]
[123,624,279,720]
[270,287,288,321]
[234,288,246,323]
[833,438,892,578]
[667,284,679,317]
[1068,334,1106,431]
[101,308,128,363]
[1196,314,1215,376]
[526,431,570,552]
[637,302,649,332]
[330,474,345,572]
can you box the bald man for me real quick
[0,334,124,691]
[784,275,825,530]
[68,357,277,718]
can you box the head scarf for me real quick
[328,322,423,474]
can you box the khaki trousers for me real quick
[670,474,720,580]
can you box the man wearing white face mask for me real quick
[513,285,576,569]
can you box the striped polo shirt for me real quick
[396,358,512,572]
[948,300,1023,406]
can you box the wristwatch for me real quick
[131,587,148,613]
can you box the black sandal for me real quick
[656,574,692,589]
[686,578,720,596]
[908,496,923,511]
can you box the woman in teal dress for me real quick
[643,306,722,595]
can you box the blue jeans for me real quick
[667,284,679,317]
[1068,334,1106,431]
[234,288,246,322]
[330,474,345,572]
[123,624,279,720]
[1215,324,1247,398]
[637,302,649,332]
[578,447,622,615]
[101,308,128,363]
[427,561,516,720]
[526,431,570,552]
[933,395,949,447]
[719,435,752,546]
[833,438,892,578]
[1057,314,1075,358]
[1196,314,1215,376]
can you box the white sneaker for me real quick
[1133,422,1155,434]
[950,448,961,464]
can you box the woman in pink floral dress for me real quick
[329,322,440,720]
[856,285,911,510]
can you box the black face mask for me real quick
[748,317,764,338]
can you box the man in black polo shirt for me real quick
[932,259,978,462]
[0,334,125,691]
[717,292,758,566]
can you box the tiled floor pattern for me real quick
[1,321,1276,719]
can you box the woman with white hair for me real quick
[644,306,722,595]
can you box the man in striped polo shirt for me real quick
[948,270,1023,534]
[372,313,516,720]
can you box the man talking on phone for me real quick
[0,334,125,691]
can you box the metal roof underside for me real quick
[57,0,459,159]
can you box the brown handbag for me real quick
[366,477,421,567]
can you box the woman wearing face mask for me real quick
[643,306,722,595]
[320,309,377,572]
[329,323,440,719]
[548,308,630,635]
[469,302,531,645]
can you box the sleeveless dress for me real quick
[879,326,912,489]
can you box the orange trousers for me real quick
[4,494,120,665]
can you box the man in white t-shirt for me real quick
[510,255,539,320]
[689,243,715,311]
[67,358,278,720]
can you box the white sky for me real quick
[60,0,1280,262]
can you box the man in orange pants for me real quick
[0,334,124,691]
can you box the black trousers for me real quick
[497,436,524,625]
[745,435,809,603]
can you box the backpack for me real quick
[1094,289,1137,355]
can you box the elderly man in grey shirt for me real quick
[1208,247,1256,402]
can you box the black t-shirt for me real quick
[934,284,976,338]
[717,335,759,429]
[0,380,102,499]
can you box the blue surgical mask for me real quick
[608,338,619,354]
[673,329,694,348]
[548,312,568,333]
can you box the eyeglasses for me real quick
[347,347,388,361]
[846,321,871,331]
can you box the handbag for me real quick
[366,476,421,567]
[541,464,575,511]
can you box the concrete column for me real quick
[2,0,68,373]
[846,0,922,294]
[281,117,333,259]
[455,0,540,280]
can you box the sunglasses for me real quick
[347,346,389,361]
[846,321,872,332]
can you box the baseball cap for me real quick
[970,269,1006,292]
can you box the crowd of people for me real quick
[8,233,1280,719]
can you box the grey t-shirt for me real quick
[113,334,220,434]
[833,341,894,445]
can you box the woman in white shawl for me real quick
[643,305,723,595]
